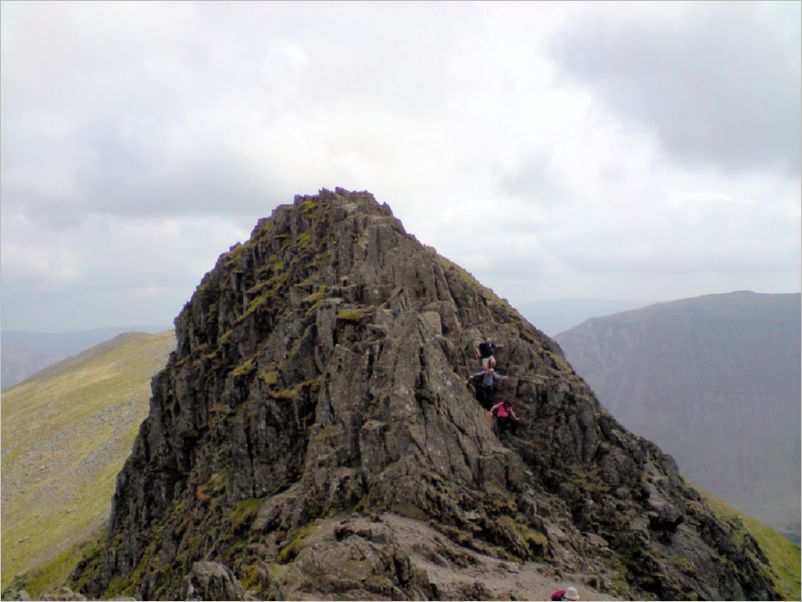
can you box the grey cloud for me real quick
[0,211,249,330]
[550,3,801,174]
[1,2,799,332]
[2,287,182,332]
[498,153,571,207]
[2,117,289,225]
[82,150,284,220]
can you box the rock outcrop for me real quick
[72,189,780,600]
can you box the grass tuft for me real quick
[230,498,263,531]
[277,523,316,563]
[336,308,367,323]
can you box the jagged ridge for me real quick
[72,189,780,600]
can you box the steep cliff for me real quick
[72,189,780,600]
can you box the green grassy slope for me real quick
[690,481,801,601]
[1,331,175,589]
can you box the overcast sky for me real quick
[2,1,800,332]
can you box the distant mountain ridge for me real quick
[517,298,651,337]
[1,325,169,389]
[556,291,801,543]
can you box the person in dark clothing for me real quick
[475,338,504,369]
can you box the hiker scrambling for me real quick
[467,368,507,409]
[551,587,579,601]
[489,399,522,435]
[475,338,504,369]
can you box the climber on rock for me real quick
[489,399,521,435]
[475,338,504,369]
[467,368,507,410]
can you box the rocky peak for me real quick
[73,188,779,600]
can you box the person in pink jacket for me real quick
[489,399,521,435]
[551,586,579,601]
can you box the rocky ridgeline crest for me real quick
[71,189,779,600]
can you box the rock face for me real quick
[72,189,780,600]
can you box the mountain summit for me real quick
[72,189,779,600]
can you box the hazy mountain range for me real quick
[556,291,801,543]
[518,298,651,337]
